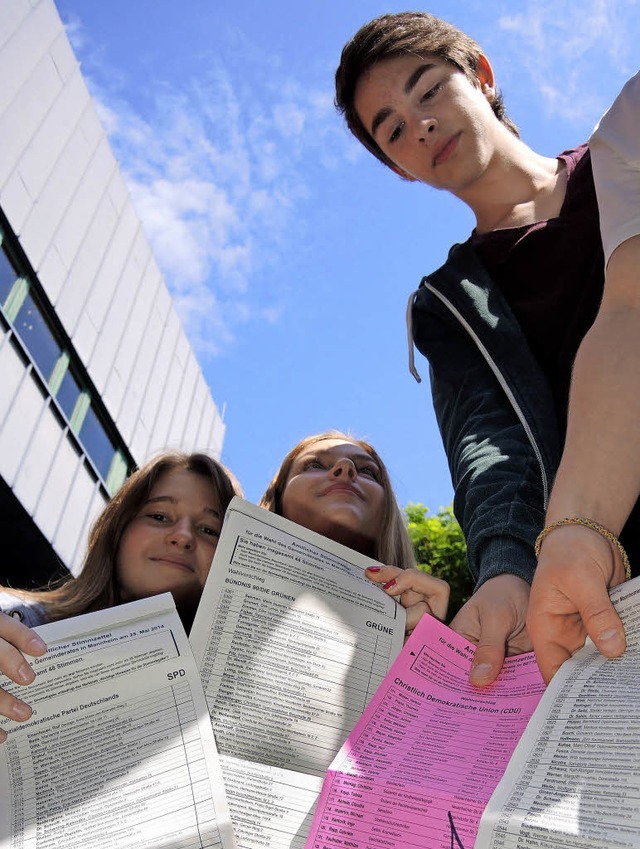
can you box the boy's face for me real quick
[354,53,500,196]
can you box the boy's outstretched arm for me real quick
[529,73,640,683]
[529,235,640,683]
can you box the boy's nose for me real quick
[417,116,437,143]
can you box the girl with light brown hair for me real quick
[260,430,449,631]
[0,450,241,739]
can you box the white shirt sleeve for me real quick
[589,71,640,266]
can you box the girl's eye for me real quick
[359,466,381,481]
[147,512,169,523]
[389,121,404,144]
[199,526,220,539]
[303,459,325,471]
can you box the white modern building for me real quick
[0,0,226,587]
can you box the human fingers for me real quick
[581,595,625,656]
[0,688,34,741]
[367,567,450,621]
[0,614,47,684]
[529,574,624,684]
[364,565,402,586]
[396,571,449,621]
[450,596,508,686]
[404,601,429,636]
[450,576,530,686]
[451,600,507,687]
[0,616,47,740]
[467,616,508,687]
[367,569,446,634]
[529,530,625,683]
[364,566,410,601]
[528,583,589,684]
[448,596,506,685]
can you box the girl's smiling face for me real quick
[116,468,222,621]
[281,438,385,554]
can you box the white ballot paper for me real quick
[0,593,236,849]
[189,498,406,849]
[476,575,640,849]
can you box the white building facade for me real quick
[0,0,226,586]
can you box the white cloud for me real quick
[71,41,351,357]
[497,0,639,123]
[273,102,306,138]
[61,11,86,53]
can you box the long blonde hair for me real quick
[260,431,415,570]
[3,452,241,622]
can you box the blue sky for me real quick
[55,0,640,507]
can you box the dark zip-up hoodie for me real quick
[409,240,562,589]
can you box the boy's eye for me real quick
[389,121,404,144]
[420,82,442,103]
[199,525,220,539]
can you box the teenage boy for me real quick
[335,12,639,684]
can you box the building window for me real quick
[0,222,134,496]
[50,353,81,420]
[0,239,18,306]
[12,288,62,383]
[77,404,117,481]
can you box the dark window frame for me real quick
[0,210,135,495]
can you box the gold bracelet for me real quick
[535,517,632,581]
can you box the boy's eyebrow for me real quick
[371,63,436,138]
[372,107,393,138]
[404,63,435,95]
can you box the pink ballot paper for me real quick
[304,614,546,849]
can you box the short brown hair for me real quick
[259,430,416,570]
[335,11,519,170]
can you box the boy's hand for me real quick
[528,526,626,684]
[450,574,532,686]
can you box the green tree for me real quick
[404,503,474,620]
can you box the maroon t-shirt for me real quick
[470,145,604,438]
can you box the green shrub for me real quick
[404,503,474,619]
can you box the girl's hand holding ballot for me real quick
[365,565,450,632]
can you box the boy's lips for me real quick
[433,132,461,166]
